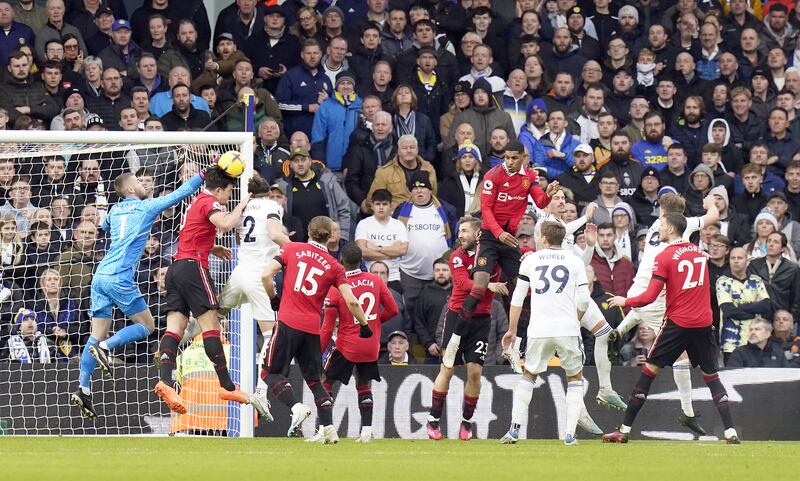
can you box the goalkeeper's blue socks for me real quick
[101,323,152,351]
[79,337,100,394]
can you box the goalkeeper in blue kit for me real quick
[70,169,206,418]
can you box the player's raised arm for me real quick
[528,175,557,209]
[144,174,204,214]
[266,218,290,247]
[320,290,339,353]
[479,170,504,238]
[209,192,250,232]
[700,194,721,229]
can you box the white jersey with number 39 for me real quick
[519,248,588,338]
[237,198,283,270]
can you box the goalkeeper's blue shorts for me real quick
[90,274,148,319]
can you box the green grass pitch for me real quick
[1,437,795,481]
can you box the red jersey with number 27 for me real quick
[646,241,711,328]
[321,271,399,363]
[275,241,348,334]
[175,193,222,268]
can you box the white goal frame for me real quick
[0,130,258,437]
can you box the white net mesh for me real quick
[0,134,254,436]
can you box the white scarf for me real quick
[8,333,51,363]
[459,172,479,211]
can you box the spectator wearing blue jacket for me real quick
[631,111,671,171]
[276,39,332,138]
[0,7,34,68]
[149,66,209,117]
[311,70,362,173]
[531,109,581,179]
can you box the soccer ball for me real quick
[217,150,245,178]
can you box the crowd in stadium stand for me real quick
[0,0,799,368]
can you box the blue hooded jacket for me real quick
[311,93,362,172]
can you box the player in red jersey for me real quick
[442,139,558,368]
[154,167,270,419]
[426,216,507,441]
[603,213,740,444]
[319,243,399,443]
[261,216,371,443]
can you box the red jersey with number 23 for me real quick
[175,193,222,269]
[650,241,711,328]
[275,241,348,334]
[448,247,500,316]
[321,271,399,362]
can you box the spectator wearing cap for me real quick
[767,190,800,257]
[85,66,129,128]
[320,5,345,44]
[410,45,451,139]
[276,39,332,138]
[390,83,437,163]
[439,141,483,217]
[0,2,34,68]
[34,0,87,64]
[379,330,417,364]
[369,134,438,210]
[610,201,637,261]
[130,0,211,52]
[709,185,751,248]
[273,147,351,242]
[628,167,662,226]
[518,98,549,154]
[447,77,515,157]
[156,19,210,82]
[565,5,601,61]
[310,70,362,173]
[0,50,59,125]
[531,108,581,179]
[159,83,212,131]
[355,188,409,296]
[393,170,454,315]
[343,111,396,211]
[97,18,141,80]
[750,66,776,121]
[589,222,635,297]
[245,4,302,93]
[51,88,92,130]
[746,208,784,261]
[5,308,52,363]
[439,80,471,147]
[349,22,391,89]
[85,7,113,56]
[726,317,790,368]
[556,143,599,212]
[213,0,264,50]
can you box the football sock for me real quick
[565,381,583,438]
[616,310,640,337]
[462,395,479,422]
[308,380,333,426]
[103,323,152,351]
[202,330,235,391]
[593,325,613,390]
[703,372,734,430]
[78,336,99,392]
[157,331,181,383]
[673,360,695,417]
[429,389,447,420]
[266,374,297,407]
[511,376,535,426]
[357,384,373,427]
[513,336,522,353]
[623,365,657,428]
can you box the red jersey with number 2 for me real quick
[321,271,399,363]
[652,241,712,328]
[275,241,348,334]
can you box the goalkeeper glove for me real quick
[270,295,281,312]
[200,155,222,180]
[359,324,373,339]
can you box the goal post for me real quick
[0,129,259,437]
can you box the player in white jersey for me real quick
[500,221,591,445]
[218,174,290,417]
[518,189,627,410]
[612,193,720,435]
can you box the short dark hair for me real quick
[248,172,270,196]
[433,257,449,268]
[611,129,631,142]
[135,167,155,178]
[171,83,190,95]
[597,222,614,233]
[131,86,149,97]
[204,167,236,190]
[768,230,788,247]
[340,242,363,270]
[371,189,392,203]
[663,212,687,236]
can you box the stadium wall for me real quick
[2,364,799,440]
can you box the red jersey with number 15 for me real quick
[652,241,712,328]
[175,193,222,268]
[480,164,551,238]
[275,241,348,334]
[321,271,399,362]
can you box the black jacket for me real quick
[244,30,302,93]
[343,135,397,206]
[556,167,600,212]
[0,76,59,124]
[438,170,484,217]
[628,189,659,227]
[86,93,131,130]
[160,106,213,132]
[726,111,766,152]
[731,190,767,225]
[412,281,452,350]
[720,210,751,247]
[598,156,645,201]
[726,339,790,367]
[660,168,690,194]
[748,257,800,320]
[349,44,391,87]
[130,0,211,51]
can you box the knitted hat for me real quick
[657,186,678,198]
[457,142,482,163]
[618,5,639,23]
[14,308,36,328]
[612,202,636,224]
[472,77,492,96]
[409,170,432,190]
[708,185,729,209]
[454,80,472,96]
[63,87,85,107]
[754,208,779,231]
[323,5,344,19]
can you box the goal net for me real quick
[0,130,258,437]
